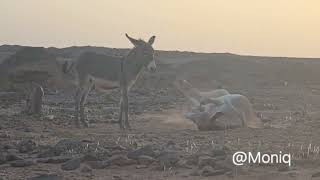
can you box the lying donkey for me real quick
[175,79,263,130]
[62,34,156,130]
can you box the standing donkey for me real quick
[63,34,156,129]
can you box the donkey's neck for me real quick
[123,50,147,85]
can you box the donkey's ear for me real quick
[148,36,156,45]
[126,33,140,46]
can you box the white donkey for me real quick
[175,79,263,130]
[62,34,156,129]
[174,79,229,106]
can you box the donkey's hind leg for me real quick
[123,93,131,130]
[74,87,82,127]
[79,81,94,128]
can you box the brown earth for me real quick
[1,46,320,179]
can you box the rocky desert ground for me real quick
[1,45,320,179]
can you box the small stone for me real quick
[17,140,37,153]
[136,165,148,169]
[112,175,123,180]
[200,166,226,177]
[85,161,110,169]
[61,158,81,171]
[210,144,227,157]
[81,153,100,162]
[176,159,192,169]
[28,174,63,180]
[37,156,72,164]
[157,151,180,169]
[81,165,92,173]
[10,159,35,167]
[198,155,216,168]
[127,145,155,160]
[109,155,136,166]
[138,155,155,165]
[190,170,200,176]
[214,160,232,172]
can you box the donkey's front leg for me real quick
[123,92,131,130]
[118,98,125,130]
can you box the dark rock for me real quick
[6,153,23,161]
[198,155,216,168]
[37,156,72,164]
[0,152,7,164]
[312,172,320,178]
[10,159,35,167]
[109,155,136,166]
[127,145,155,160]
[37,147,62,158]
[28,174,63,180]
[85,161,110,169]
[138,155,155,165]
[61,158,81,171]
[17,140,37,153]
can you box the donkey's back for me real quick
[76,52,122,82]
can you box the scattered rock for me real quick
[312,172,320,178]
[138,155,155,165]
[198,155,216,168]
[190,170,200,176]
[81,165,92,173]
[61,158,81,171]
[127,145,156,160]
[85,161,110,169]
[54,139,83,153]
[200,165,226,177]
[157,151,180,169]
[209,144,227,158]
[109,155,136,166]
[81,153,100,162]
[176,159,192,169]
[0,152,7,164]
[214,159,233,172]
[0,132,10,138]
[112,175,123,180]
[136,165,148,169]
[10,159,35,167]
[17,140,37,153]
[28,174,63,180]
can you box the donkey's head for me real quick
[126,34,156,72]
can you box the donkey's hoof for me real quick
[80,120,90,128]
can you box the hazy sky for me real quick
[1,0,320,57]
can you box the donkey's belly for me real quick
[94,78,120,91]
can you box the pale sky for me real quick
[1,0,320,58]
